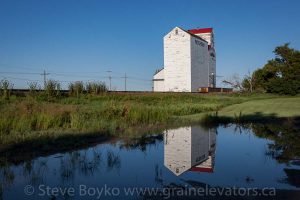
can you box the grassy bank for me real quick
[197,96,300,126]
[0,92,295,150]
[219,97,300,118]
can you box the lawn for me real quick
[219,97,300,118]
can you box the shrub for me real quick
[27,81,40,97]
[0,79,13,100]
[68,81,84,97]
[86,81,107,95]
[44,80,61,100]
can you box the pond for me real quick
[1,124,300,199]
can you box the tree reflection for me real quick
[106,150,121,172]
[0,146,107,197]
[0,162,14,190]
[0,161,15,200]
[22,159,48,186]
[231,123,300,189]
[282,169,300,188]
[58,148,102,183]
[0,123,299,199]
[119,134,163,152]
[250,124,300,162]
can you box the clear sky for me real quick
[1,0,300,90]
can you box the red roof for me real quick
[188,28,213,34]
[190,167,214,173]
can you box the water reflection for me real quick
[250,123,300,162]
[22,159,49,186]
[283,169,300,188]
[0,123,300,199]
[0,148,122,198]
[164,127,216,176]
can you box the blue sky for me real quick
[0,0,300,90]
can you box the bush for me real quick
[0,79,13,100]
[27,81,40,97]
[86,81,107,95]
[68,81,84,97]
[266,78,299,95]
[44,80,61,100]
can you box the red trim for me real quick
[190,167,214,173]
[188,28,213,34]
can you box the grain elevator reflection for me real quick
[164,126,216,176]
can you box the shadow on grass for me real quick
[200,111,300,129]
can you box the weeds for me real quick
[27,81,40,97]
[0,79,13,100]
[0,93,288,146]
[68,81,84,97]
[86,81,107,94]
[43,80,61,100]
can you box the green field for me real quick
[219,97,300,118]
[0,92,299,151]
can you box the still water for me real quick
[1,124,300,199]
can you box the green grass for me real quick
[219,97,300,118]
[0,92,295,149]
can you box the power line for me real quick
[0,75,41,82]
[1,63,148,76]
[0,75,103,83]
[127,76,152,82]
[0,65,153,81]
[126,79,153,85]
[41,70,50,89]
[51,72,107,79]
[0,72,41,75]
[0,67,155,91]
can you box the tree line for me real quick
[224,44,300,95]
[0,79,108,100]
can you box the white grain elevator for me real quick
[153,27,216,92]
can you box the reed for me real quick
[0,92,288,146]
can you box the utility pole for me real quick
[125,73,127,91]
[121,73,127,91]
[41,70,50,89]
[106,71,112,91]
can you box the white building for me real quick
[164,126,216,176]
[153,27,216,92]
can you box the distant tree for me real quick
[242,71,255,92]
[222,73,244,91]
[244,43,300,95]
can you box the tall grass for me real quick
[43,79,61,100]
[27,81,40,97]
[86,81,107,94]
[68,81,84,97]
[0,92,282,146]
[0,79,13,100]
